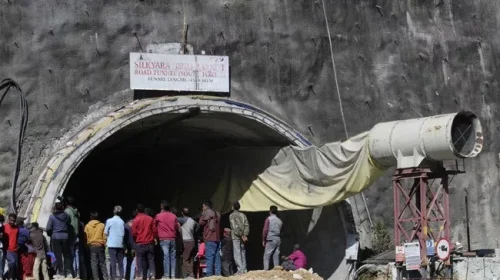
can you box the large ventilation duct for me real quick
[368,111,483,168]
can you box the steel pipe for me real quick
[368,111,483,168]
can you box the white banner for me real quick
[130,52,230,92]
[404,242,421,270]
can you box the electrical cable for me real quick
[320,0,348,140]
[320,0,374,231]
[0,78,27,215]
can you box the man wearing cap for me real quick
[105,206,125,280]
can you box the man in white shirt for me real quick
[178,208,199,279]
[105,206,125,280]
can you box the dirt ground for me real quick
[198,267,323,280]
[49,267,323,280]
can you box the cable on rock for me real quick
[0,78,27,215]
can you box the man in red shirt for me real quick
[131,204,156,280]
[154,201,180,279]
[4,213,19,280]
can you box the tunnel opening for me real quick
[26,97,348,278]
[63,108,295,272]
[64,109,293,213]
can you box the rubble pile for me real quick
[43,267,323,280]
[202,267,323,280]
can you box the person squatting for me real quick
[0,199,307,280]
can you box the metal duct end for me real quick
[450,111,483,159]
[369,111,484,169]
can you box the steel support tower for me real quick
[393,166,460,267]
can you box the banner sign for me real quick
[395,246,405,262]
[404,242,421,270]
[130,52,230,92]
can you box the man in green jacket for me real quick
[65,196,81,277]
[229,202,249,274]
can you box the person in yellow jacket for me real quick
[85,211,109,280]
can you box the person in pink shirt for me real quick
[281,244,307,271]
[154,201,180,279]
[197,240,206,258]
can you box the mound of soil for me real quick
[202,267,323,280]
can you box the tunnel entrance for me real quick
[61,103,302,272]
[29,96,312,272]
[26,96,348,277]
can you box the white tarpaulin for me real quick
[171,131,386,212]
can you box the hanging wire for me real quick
[320,0,374,231]
[320,0,348,140]
[0,78,27,214]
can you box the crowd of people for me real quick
[0,198,308,280]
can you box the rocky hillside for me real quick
[0,0,499,251]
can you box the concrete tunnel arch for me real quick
[24,95,316,229]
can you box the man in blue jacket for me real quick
[47,202,75,278]
[105,206,125,280]
[17,217,32,279]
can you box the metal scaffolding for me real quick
[393,167,460,267]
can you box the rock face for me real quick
[0,0,499,267]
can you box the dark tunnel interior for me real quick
[64,110,292,272]
[65,110,291,216]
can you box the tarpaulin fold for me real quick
[177,131,386,212]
